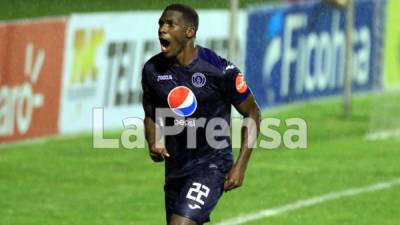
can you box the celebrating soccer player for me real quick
[142,4,261,225]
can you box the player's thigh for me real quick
[174,167,225,223]
[169,214,198,225]
[165,177,186,223]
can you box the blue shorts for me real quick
[164,165,226,224]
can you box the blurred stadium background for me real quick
[0,0,399,224]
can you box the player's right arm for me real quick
[142,66,170,162]
[143,117,170,162]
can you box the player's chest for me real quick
[151,71,221,105]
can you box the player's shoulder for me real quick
[143,52,170,75]
[198,46,230,72]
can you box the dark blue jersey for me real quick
[142,46,251,178]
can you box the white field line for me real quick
[215,178,400,225]
[364,128,400,141]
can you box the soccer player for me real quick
[142,4,261,225]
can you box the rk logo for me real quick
[70,29,104,84]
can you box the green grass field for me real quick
[1,91,399,225]
[1,0,398,224]
[0,0,275,20]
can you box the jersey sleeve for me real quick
[220,61,251,107]
[141,65,156,119]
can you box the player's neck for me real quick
[174,42,197,67]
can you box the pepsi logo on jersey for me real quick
[167,86,197,117]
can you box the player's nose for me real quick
[159,24,168,35]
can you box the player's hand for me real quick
[149,144,170,162]
[224,165,245,192]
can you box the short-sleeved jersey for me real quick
[142,46,251,178]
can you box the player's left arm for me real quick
[224,93,261,192]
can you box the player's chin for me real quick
[161,51,175,58]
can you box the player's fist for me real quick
[224,165,245,192]
[149,144,170,162]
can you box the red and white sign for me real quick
[0,19,66,143]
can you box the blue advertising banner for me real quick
[245,0,386,108]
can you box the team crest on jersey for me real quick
[191,72,206,88]
[167,86,197,117]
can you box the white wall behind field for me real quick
[59,10,247,134]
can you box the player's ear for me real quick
[185,25,195,38]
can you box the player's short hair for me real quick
[163,3,199,34]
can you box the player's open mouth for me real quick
[159,38,171,52]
